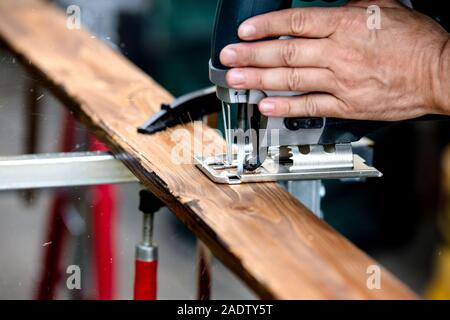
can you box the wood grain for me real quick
[0,0,417,299]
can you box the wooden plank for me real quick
[0,0,417,299]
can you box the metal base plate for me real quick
[194,154,382,184]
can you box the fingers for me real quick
[220,39,334,68]
[226,67,337,93]
[238,8,345,41]
[258,94,348,118]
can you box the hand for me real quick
[219,0,450,121]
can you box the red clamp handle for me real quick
[134,259,158,300]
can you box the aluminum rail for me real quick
[0,152,138,190]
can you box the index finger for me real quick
[238,7,345,40]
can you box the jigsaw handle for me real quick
[211,0,292,70]
[210,0,347,70]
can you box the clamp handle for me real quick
[134,259,158,300]
[133,190,163,300]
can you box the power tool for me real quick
[204,0,384,183]
[138,0,442,184]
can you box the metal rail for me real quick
[0,152,138,190]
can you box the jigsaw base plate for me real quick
[194,153,382,184]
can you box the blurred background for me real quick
[0,0,449,299]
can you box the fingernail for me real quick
[227,70,246,86]
[221,47,238,65]
[239,24,256,38]
[259,101,275,114]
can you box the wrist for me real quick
[431,36,450,115]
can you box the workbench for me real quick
[0,0,416,299]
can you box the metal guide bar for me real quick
[0,152,139,191]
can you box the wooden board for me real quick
[0,0,417,299]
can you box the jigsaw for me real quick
[138,0,442,185]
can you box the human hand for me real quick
[220,0,450,121]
